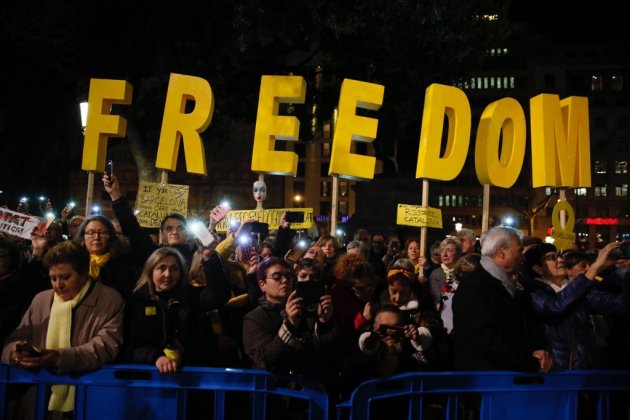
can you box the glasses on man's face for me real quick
[165,225,185,233]
[543,253,559,261]
[266,271,292,282]
[84,231,109,238]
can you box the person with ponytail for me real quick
[2,241,124,417]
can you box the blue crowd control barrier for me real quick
[0,364,328,420]
[337,370,630,420]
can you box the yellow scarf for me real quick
[89,253,111,279]
[441,263,456,280]
[46,279,92,412]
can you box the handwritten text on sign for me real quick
[215,208,314,232]
[0,209,43,239]
[135,181,189,228]
[396,204,443,229]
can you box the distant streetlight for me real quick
[503,216,515,227]
[455,222,463,232]
[293,194,302,207]
[80,101,88,133]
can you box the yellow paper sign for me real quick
[550,200,576,250]
[214,208,314,232]
[396,204,443,228]
[135,181,190,228]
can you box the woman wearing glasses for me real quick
[75,216,137,298]
[522,242,630,370]
[242,257,336,375]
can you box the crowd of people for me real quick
[2,175,630,418]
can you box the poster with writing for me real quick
[396,204,443,228]
[0,208,43,239]
[215,208,314,232]
[135,181,189,228]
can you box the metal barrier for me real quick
[3,365,630,420]
[0,364,328,420]
[336,370,630,420]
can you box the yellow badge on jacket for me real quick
[145,306,157,316]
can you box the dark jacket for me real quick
[525,273,630,369]
[452,265,542,371]
[123,287,196,365]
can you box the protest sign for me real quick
[135,181,189,228]
[396,204,443,229]
[214,208,314,232]
[0,208,43,239]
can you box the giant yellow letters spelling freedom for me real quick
[80,75,591,189]
[250,75,306,176]
[81,79,132,172]
[155,73,214,175]
[474,98,526,188]
[530,94,591,187]
[416,84,471,180]
[328,79,384,180]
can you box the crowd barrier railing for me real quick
[336,370,630,420]
[0,363,328,420]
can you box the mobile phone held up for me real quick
[16,341,43,357]
[189,221,216,247]
[106,159,114,178]
[285,211,305,224]
[295,281,326,306]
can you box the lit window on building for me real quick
[574,188,587,196]
[445,195,450,206]
[503,48,508,55]
[591,75,603,91]
[615,161,628,174]
[594,161,607,174]
[484,77,488,89]
[439,195,444,206]
[612,74,624,91]
[615,184,628,196]
[545,187,553,196]
[458,195,464,206]
[321,181,329,197]
[594,185,607,197]
[477,77,482,89]
[322,142,330,157]
[503,76,509,89]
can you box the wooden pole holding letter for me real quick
[330,174,339,235]
[161,170,169,185]
[559,188,566,228]
[482,183,490,232]
[85,171,94,218]
[420,179,429,258]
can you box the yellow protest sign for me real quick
[530,94,591,188]
[81,79,133,172]
[214,208,314,232]
[135,181,189,228]
[396,204,443,228]
[155,73,214,175]
[416,84,471,181]
[550,200,576,251]
[475,97,526,188]
[251,75,306,175]
[328,79,384,180]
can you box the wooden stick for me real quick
[559,188,567,228]
[330,174,339,235]
[482,183,490,232]
[161,170,168,185]
[420,179,429,258]
[85,171,94,218]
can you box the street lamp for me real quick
[293,194,302,207]
[79,101,88,133]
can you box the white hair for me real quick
[480,226,523,257]
[456,228,476,241]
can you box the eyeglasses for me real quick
[84,231,109,238]
[165,225,185,232]
[543,253,560,261]
[266,271,292,282]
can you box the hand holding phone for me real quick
[210,202,231,224]
[16,341,43,357]
[106,160,114,178]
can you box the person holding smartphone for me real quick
[242,257,337,384]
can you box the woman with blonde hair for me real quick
[124,247,196,373]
